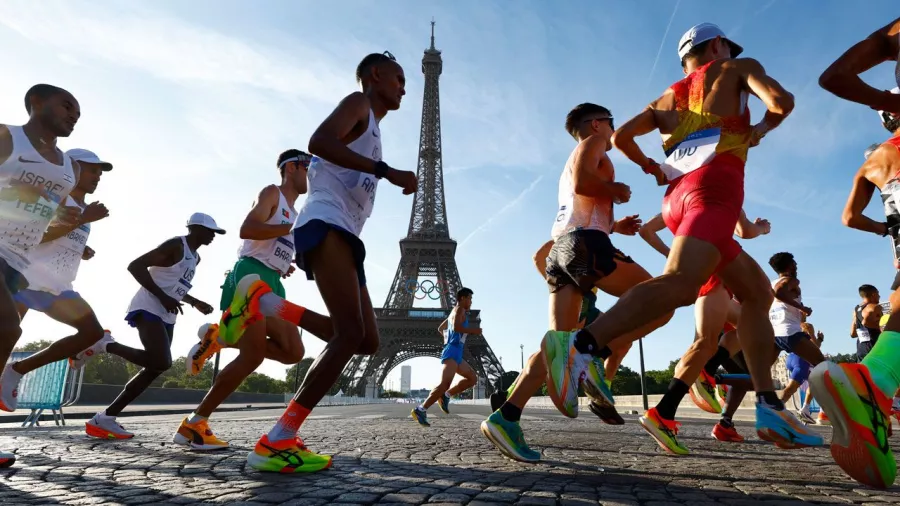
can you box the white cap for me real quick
[186,212,225,234]
[66,148,113,171]
[678,23,743,61]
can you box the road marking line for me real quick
[355,414,385,419]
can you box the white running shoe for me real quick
[70,331,114,370]
[85,413,134,439]
[0,449,15,468]
[0,363,23,412]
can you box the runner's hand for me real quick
[159,294,183,314]
[754,217,771,235]
[613,215,642,236]
[82,246,95,260]
[81,202,109,223]
[817,330,824,340]
[282,265,295,279]
[56,205,82,226]
[644,161,668,186]
[802,305,813,317]
[750,123,769,147]
[0,180,52,204]
[191,300,214,315]
[386,168,418,195]
[609,182,631,204]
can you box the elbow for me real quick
[637,227,651,241]
[841,210,857,228]
[126,261,141,276]
[818,70,837,93]
[308,134,325,157]
[238,224,252,240]
[774,93,795,116]
[610,130,627,150]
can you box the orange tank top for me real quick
[659,60,752,181]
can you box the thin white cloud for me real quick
[645,0,682,91]
[458,175,544,249]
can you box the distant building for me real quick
[771,354,789,390]
[400,365,411,393]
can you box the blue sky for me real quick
[2,0,898,392]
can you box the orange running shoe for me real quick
[187,323,223,376]
[712,422,744,442]
[172,418,229,450]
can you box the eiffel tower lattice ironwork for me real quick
[341,21,505,398]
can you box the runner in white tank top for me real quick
[85,213,223,440]
[179,149,333,451]
[0,84,82,469]
[1,150,118,419]
[239,52,418,474]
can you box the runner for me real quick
[851,284,882,361]
[219,51,417,473]
[0,83,81,468]
[635,210,769,454]
[792,321,826,425]
[172,149,329,450]
[819,17,900,114]
[542,23,820,449]
[410,287,479,426]
[2,150,113,413]
[480,102,674,462]
[818,101,900,487]
[84,213,222,439]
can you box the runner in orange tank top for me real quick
[539,22,821,454]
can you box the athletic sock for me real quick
[259,292,307,326]
[499,402,522,423]
[862,330,900,397]
[267,400,310,442]
[573,329,598,355]
[187,412,207,424]
[704,346,731,376]
[756,391,784,410]
[655,379,690,420]
[597,346,612,359]
[719,415,734,428]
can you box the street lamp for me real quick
[520,344,524,369]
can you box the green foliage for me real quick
[828,353,858,364]
[285,357,315,391]
[13,340,55,352]
[380,390,405,398]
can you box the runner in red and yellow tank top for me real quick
[539,22,822,458]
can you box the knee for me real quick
[663,273,706,307]
[149,356,172,373]
[0,322,22,343]
[357,327,380,355]
[75,318,105,344]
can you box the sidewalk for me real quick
[0,402,286,426]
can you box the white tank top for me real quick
[237,188,297,275]
[551,147,614,240]
[0,125,76,274]
[769,277,804,336]
[126,236,199,324]
[445,306,469,347]
[23,197,88,294]
[293,108,382,237]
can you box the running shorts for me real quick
[220,256,285,311]
[546,229,633,295]
[785,352,811,383]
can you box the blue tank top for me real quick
[445,307,468,347]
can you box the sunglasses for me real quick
[382,51,397,61]
[584,116,615,130]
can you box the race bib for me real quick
[551,204,571,236]
[268,235,294,274]
[168,266,195,301]
[60,223,90,254]
[349,172,377,217]
[661,128,720,180]
[768,307,785,323]
[858,326,872,343]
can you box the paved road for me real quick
[0,403,898,505]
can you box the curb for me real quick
[0,404,284,425]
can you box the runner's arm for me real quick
[239,185,290,240]
[308,92,382,175]
[127,238,182,301]
[40,215,85,243]
[571,135,624,198]
[532,240,553,280]
[841,163,887,236]
[638,213,669,257]
[438,318,448,336]
[740,58,794,134]
[611,106,659,171]
[454,309,481,335]
[819,18,900,110]
[772,277,807,312]
[733,210,770,239]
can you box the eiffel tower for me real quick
[341,21,504,398]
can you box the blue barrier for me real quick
[8,351,82,427]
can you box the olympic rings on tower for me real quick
[403,278,451,300]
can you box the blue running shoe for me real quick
[438,393,450,414]
[410,407,430,427]
[480,411,540,462]
[755,402,824,449]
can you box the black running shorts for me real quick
[545,229,633,295]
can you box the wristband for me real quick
[882,222,890,237]
[374,161,389,179]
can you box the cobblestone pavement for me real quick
[1,404,899,505]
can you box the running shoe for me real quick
[639,407,688,455]
[247,434,332,473]
[798,408,815,425]
[717,383,730,407]
[583,356,615,407]
[809,361,895,489]
[490,391,508,412]
[588,400,625,425]
[0,450,14,468]
[438,394,450,414]
[69,330,114,370]
[480,410,540,462]
[541,330,590,418]
[689,370,723,414]
[85,414,134,439]
[0,363,22,412]
[172,418,229,450]
[219,274,270,346]
[410,407,430,427]
[188,323,222,376]
[711,421,744,442]
[755,403,824,449]
[817,410,831,426]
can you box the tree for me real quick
[380,390,405,398]
[286,357,315,390]
[237,372,285,394]
[13,340,55,353]
[83,354,132,386]
[828,353,858,364]
[610,365,642,395]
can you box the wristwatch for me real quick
[374,161,389,179]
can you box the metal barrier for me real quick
[282,393,398,406]
[7,351,84,428]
